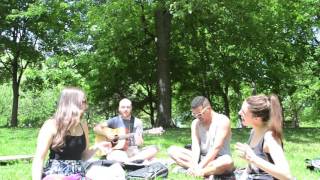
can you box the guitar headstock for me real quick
[145,126,165,135]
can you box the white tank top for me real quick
[197,112,231,156]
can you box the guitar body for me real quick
[95,127,124,146]
[94,126,164,156]
[95,127,130,156]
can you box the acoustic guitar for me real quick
[94,126,164,156]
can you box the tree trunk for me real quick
[147,87,155,127]
[292,107,300,128]
[155,8,172,128]
[221,85,230,118]
[251,81,257,95]
[10,57,19,127]
[149,100,155,127]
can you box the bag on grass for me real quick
[126,162,168,179]
[83,159,117,170]
[305,157,320,171]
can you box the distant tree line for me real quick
[0,0,319,128]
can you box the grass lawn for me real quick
[0,127,319,180]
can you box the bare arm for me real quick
[93,121,109,137]
[236,131,293,180]
[133,119,144,146]
[82,121,104,160]
[191,119,201,167]
[32,120,55,180]
[199,118,231,168]
[255,132,292,180]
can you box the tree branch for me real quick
[137,0,155,38]
[0,59,10,71]
[17,60,29,85]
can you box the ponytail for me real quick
[246,94,283,141]
[269,94,283,141]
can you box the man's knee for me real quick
[224,155,233,166]
[107,150,129,162]
[208,155,234,170]
[219,155,234,170]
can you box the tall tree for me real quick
[0,1,85,126]
[0,1,43,126]
[155,5,173,127]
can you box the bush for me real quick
[18,88,60,127]
[0,84,12,126]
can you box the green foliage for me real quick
[18,88,59,127]
[0,0,92,126]
[1,0,319,128]
[0,84,12,126]
[75,0,159,120]
[282,60,320,127]
[23,56,87,89]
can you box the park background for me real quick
[0,0,319,179]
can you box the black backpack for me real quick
[126,162,168,179]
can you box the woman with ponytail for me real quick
[32,87,111,180]
[235,94,293,180]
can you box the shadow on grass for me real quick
[283,127,320,143]
[231,127,320,144]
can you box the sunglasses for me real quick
[191,106,209,118]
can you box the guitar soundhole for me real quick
[111,135,119,146]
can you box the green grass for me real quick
[0,127,319,180]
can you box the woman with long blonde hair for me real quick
[32,87,110,180]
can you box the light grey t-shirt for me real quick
[196,112,231,157]
[106,115,143,146]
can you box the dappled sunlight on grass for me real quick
[0,162,32,180]
[284,128,320,143]
[0,127,319,179]
[0,128,38,156]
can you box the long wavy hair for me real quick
[51,87,87,151]
[246,94,283,141]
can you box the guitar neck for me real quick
[116,129,156,140]
[117,133,135,140]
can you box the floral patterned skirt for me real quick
[43,159,86,178]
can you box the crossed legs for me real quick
[107,145,159,163]
[167,145,234,176]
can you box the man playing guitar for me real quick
[94,98,159,163]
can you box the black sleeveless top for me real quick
[49,124,86,160]
[247,131,277,180]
